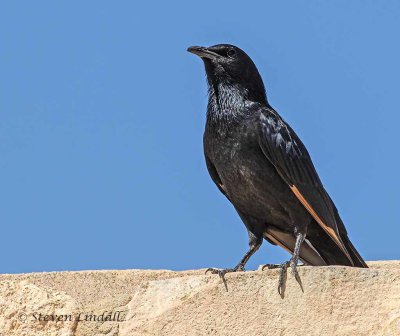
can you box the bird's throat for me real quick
[207,82,248,125]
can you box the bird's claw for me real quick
[277,259,303,298]
[205,267,230,278]
[290,261,302,286]
[261,263,280,270]
[205,265,244,277]
[278,261,290,297]
[205,265,244,291]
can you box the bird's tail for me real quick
[333,207,368,267]
[340,234,368,268]
[306,202,368,268]
[305,221,367,267]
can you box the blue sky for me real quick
[1,1,399,273]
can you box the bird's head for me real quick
[187,44,267,105]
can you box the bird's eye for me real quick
[227,49,236,58]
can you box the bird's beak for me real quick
[187,46,219,59]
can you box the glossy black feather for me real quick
[257,105,367,267]
[189,43,367,268]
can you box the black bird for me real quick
[188,44,367,293]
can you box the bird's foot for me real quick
[277,258,303,298]
[261,262,304,270]
[205,265,245,291]
[205,264,245,277]
[261,263,280,270]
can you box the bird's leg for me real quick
[277,231,305,297]
[206,232,262,290]
[205,241,261,276]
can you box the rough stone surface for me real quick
[0,261,399,336]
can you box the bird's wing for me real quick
[257,106,353,264]
[205,154,228,197]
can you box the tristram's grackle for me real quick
[188,44,367,295]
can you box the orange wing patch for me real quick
[290,185,353,264]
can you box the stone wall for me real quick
[0,261,399,335]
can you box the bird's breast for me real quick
[205,127,293,222]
